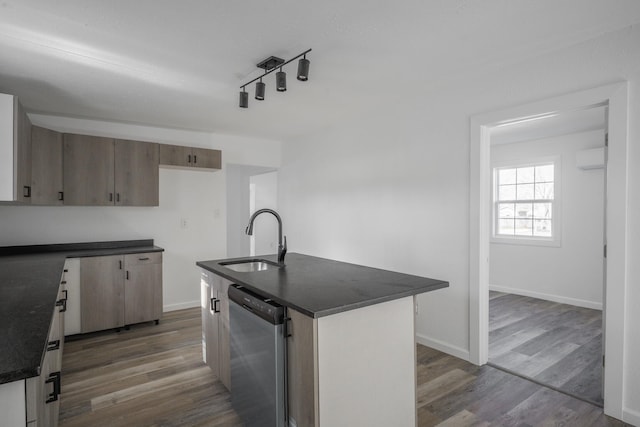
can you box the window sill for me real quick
[490,236,561,248]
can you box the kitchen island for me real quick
[197,253,448,427]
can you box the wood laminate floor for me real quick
[489,291,603,406]
[60,307,625,426]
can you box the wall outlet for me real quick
[180,218,188,229]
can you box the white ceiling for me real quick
[1,1,639,141]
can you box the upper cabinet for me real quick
[31,126,64,205]
[0,93,32,204]
[159,144,221,170]
[114,139,159,206]
[63,134,116,206]
[63,134,160,206]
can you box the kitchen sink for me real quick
[220,259,281,272]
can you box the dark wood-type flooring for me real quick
[489,291,603,406]
[60,307,626,426]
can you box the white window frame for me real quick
[491,156,561,247]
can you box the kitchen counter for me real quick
[0,240,163,385]
[197,252,448,318]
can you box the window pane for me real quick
[535,164,554,182]
[515,219,533,235]
[498,184,516,200]
[535,183,554,200]
[517,167,535,184]
[534,219,552,237]
[515,203,533,218]
[533,203,552,219]
[498,203,515,218]
[499,168,516,185]
[498,219,515,235]
[517,184,534,200]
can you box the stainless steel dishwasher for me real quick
[228,284,286,427]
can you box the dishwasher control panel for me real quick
[228,284,285,325]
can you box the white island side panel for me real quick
[317,296,416,427]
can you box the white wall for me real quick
[278,24,640,422]
[250,171,279,256]
[226,164,276,258]
[0,115,281,311]
[489,130,605,309]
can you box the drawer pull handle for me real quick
[45,372,61,403]
[210,297,220,313]
[58,191,64,201]
[138,257,150,261]
[47,340,60,351]
[56,297,67,313]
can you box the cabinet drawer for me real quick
[125,252,162,266]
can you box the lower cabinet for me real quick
[200,270,230,389]
[80,252,162,334]
[26,280,66,426]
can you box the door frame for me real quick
[469,83,628,419]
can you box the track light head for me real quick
[276,68,287,92]
[255,79,265,100]
[239,88,248,108]
[297,57,310,81]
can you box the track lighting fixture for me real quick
[297,55,310,81]
[255,78,265,100]
[239,87,248,108]
[276,68,287,92]
[238,48,311,108]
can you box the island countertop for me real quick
[196,253,448,318]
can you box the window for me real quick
[493,160,559,244]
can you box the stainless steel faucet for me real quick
[245,208,287,265]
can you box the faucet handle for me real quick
[279,236,288,264]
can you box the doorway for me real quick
[469,83,629,419]
[486,106,607,405]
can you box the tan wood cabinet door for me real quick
[31,126,64,205]
[114,139,159,206]
[63,134,115,205]
[80,255,125,332]
[123,252,162,324]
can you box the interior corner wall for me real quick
[226,165,276,258]
[277,24,640,420]
[489,130,605,309]
[0,116,281,312]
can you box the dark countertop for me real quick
[0,240,164,385]
[197,253,448,318]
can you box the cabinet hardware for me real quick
[210,297,221,313]
[61,280,67,285]
[56,297,67,313]
[109,192,114,202]
[23,186,31,198]
[138,257,150,261]
[63,269,68,273]
[45,372,61,403]
[47,340,60,351]
[62,289,68,300]
[193,155,197,164]
[126,271,130,280]
[116,193,120,202]
[58,191,64,201]
[187,154,192,164]
[119,260,123,269]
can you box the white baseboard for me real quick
[416,333,470,362]
[623,408,640,426]
[163,300,200,312]
[489,284,602,310]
